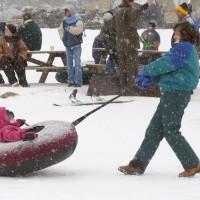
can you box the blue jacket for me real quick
[144,42,199,92]
[62,14,83,48]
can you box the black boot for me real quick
[15,68,30,87]
[0,73,5,84]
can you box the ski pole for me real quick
[72,95,121,126]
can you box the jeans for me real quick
[66,45,83,85]
[105,59,116,75]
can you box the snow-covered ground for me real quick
[0,28,200,200]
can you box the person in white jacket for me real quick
[58,5,84,87]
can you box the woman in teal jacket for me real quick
[119,21,200,177]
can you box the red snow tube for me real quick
[0,120,78,176]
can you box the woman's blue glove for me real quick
[135,68,158,90]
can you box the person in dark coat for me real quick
[114,0,151,95]
[101,11,118,75]
[0,22,6,84]
[0,24,29,87]
[139,19,161,65]
[118,21,200,177]
[92,33,106,64]
[92,33,117,75]
[92,11,118,75]
[16,13,42,51]
[140,20,160,51]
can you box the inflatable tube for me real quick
[0,120,78,176]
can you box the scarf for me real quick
[63,14,82,25]
[4,35,20,60]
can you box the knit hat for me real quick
[6,24,16,34]
[176,3,188,15]
[149,20,157,27]
[103,11,113,21]
[23,13,32,21]
[65,5,76,16]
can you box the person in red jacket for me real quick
[0,107,37,143]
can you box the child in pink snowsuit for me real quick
[0,107,37,142]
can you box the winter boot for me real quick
[15,66,29,87]
[0,73,5,84]
[179,163,200,177]
[118,165,143,175]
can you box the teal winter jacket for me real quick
[144,42,199,92]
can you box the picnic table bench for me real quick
[26,50,91,83]
[86,48,200,96]
[86,48,200,74]
[1,49,199,85]
[0,50,70,83]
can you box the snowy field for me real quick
[0,28,200,200]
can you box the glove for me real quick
[141,3,149,10]
[144,42,153,48]
[135,69,146,89]
[136,76,157,90]
[140,37,145,44]
[140,37,152,47]
[22,132,38,141]
[15,119,26,127]
[134,68,157,90]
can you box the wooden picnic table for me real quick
[27,50,67,83]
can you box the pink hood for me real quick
[0,107,12,128]
[0,107,27,142]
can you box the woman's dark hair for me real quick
[173,21,200,47]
